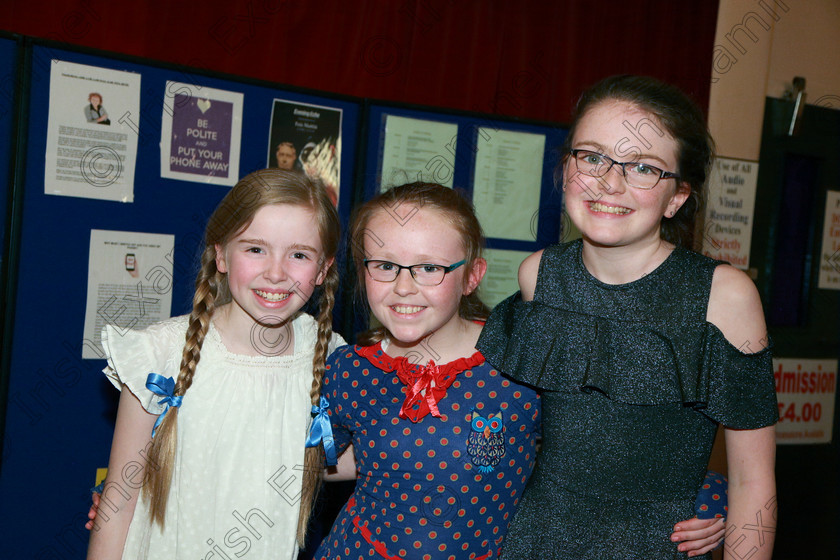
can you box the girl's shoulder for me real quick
[101,314,191,415]
[293,313,347,356]
[144,314,191,338]
[102,314,190,355]
[519,241,580,300]
[539,240,581,267]
[326,343,362,366]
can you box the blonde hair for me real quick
[143,169,340,547]
[349,182,488,346]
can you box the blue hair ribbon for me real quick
[145,373,183,438]
[306,395,337,466]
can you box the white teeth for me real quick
[256,290,289,302]
[392,305,424,314]
[589,202,631,215]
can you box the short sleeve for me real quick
[323,346,355,455]
[701,325,779,428]
[477,292,567,390]
[101,317,187,414]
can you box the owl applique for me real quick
[467,410,505,473]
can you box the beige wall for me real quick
[708,0,840,161]
[704,0,840,480]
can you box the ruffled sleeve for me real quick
[478,293,684,401]
[478,293,778,428]
[477,292,564,391]
[101,316,188,414]
[329,331,347,356]
[700,324,778,428]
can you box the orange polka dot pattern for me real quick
[694,470,728,520]
[313,344,541,560]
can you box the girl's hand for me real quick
[671,516,725,557]
[84,492,101,530]
[323,444,356,482]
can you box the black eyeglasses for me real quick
[568,149,680,190]
[363,259,466,286]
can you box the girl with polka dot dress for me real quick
[310,183,722,560]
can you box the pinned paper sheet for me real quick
[45,60,141,202]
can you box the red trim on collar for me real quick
[355,341,485,375]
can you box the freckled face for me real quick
[215,204,330,332]
[563,100,689,249]
[362,208,480,351]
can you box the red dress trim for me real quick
[355,341,485,375]
[348,496,494,560]
[356,342,486,422]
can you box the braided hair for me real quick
[143,170,340,550]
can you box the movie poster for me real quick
[267,99,342,205]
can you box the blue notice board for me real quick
[0,42,360,559]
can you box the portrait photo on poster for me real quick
[267,98,342,206]
[45,60,141,202]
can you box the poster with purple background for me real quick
[160,82,243,186]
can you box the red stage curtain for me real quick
[3,0,719,122]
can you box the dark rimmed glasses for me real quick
[363,259,466,286]
[568,149,680,190]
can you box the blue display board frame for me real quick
[0,35,19,275]
[0,33,23,484]
[0,41,361,559]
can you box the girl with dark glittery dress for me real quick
[310,183,725,560]
[478,76,778,559]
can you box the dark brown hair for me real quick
[560,75,715,248]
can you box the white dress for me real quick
[102,313,345,560]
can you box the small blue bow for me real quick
[145,373,183,438]
[305,395,337,466]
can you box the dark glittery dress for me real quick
[477,240,778,560]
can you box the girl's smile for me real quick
[563,100,689,251]
[587,201,633,216]
[363,207,483,361]
[254,289,291,303]
[214,203,331,352]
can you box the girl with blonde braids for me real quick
[87,169,344,559]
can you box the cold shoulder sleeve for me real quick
[101,316,188,414]
[477,292,559,390]
[478,293,778,428]
[700,323,778,428]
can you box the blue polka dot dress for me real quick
[314,343,540,560]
